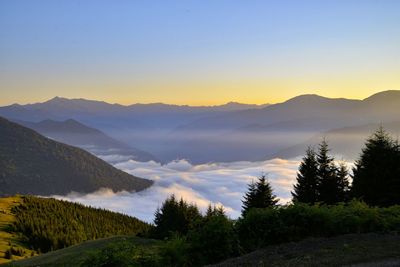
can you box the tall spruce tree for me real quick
[241,174,278,216]
[241,180,257,215]
[336,162,350,202]
[316,139,343,204]
[291,147,319,204]
[352,127,400,206]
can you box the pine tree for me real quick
[292,147,319,204]
[352,127,400,206]
[241,180,257,216]
[154,195,201,238]
[241,175,278,216]
[336,162,350,202]
[316,139,342,204]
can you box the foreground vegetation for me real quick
[4,233,400,267]
[2,236,161,267]
[211,233,400,267]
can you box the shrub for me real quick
[237,201,400,252]
[188,213,237,265]
[159,236,191,267]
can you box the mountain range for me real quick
[1,90,400,163]
[0,117,153,196]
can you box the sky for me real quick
[1,0,400,106]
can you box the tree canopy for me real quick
[292,147,319,204]
[292,140,350,205]
[352,127,400,206]
[242,174,278,216]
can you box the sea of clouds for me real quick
[54,157,301,222]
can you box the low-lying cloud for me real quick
[54,157,301,222]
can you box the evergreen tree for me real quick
[316,139,343,204]
[241,181,257,216]
[242,175,278,216]
[336,162,350,202]
[205,204,225,218]
[292,147,319,204]
[352,127,400,206]
[188,205,236,265]
[154,195,201,238]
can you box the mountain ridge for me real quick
[16,118,157,162]
[1,90,400,163]
[0,117,153,196]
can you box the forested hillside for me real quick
[0,117,153,196]
[11,196,150,252]
[0,195,150,263]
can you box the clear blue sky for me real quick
[1,0,400,105]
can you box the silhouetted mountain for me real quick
[0,97,268,122]
[17,119,157,163]
[0,117,153,196]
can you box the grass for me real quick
[0,196,36,264]
[210,233,400,267]
[1,235,161,267]
[4,233,400,267]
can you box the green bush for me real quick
[237,201,400,252]
[188,214,237,265]
[80,241,161,267]
[159,236,191,267]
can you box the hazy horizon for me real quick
[1,89,399,107]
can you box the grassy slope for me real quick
[210,233,400,267]
[0,197,35,264]
[3,233,400,267]
[2,236,160,267]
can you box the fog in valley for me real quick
[53,158,300,222]
[53,156,354,222]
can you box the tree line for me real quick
[292,127,400,207]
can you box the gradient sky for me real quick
[1,0,400,105]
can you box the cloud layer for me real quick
[54,157,300,222]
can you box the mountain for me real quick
[0,97,268,123]
[274,121,400,160]
[0,117,153,196]
[0,98,268,160]
[17,119,157,163]
[160,90,400,163]
[1,91,400,163]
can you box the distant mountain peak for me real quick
[363,90,400,102]
[284,94,330,104]
[46,96,68,102]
